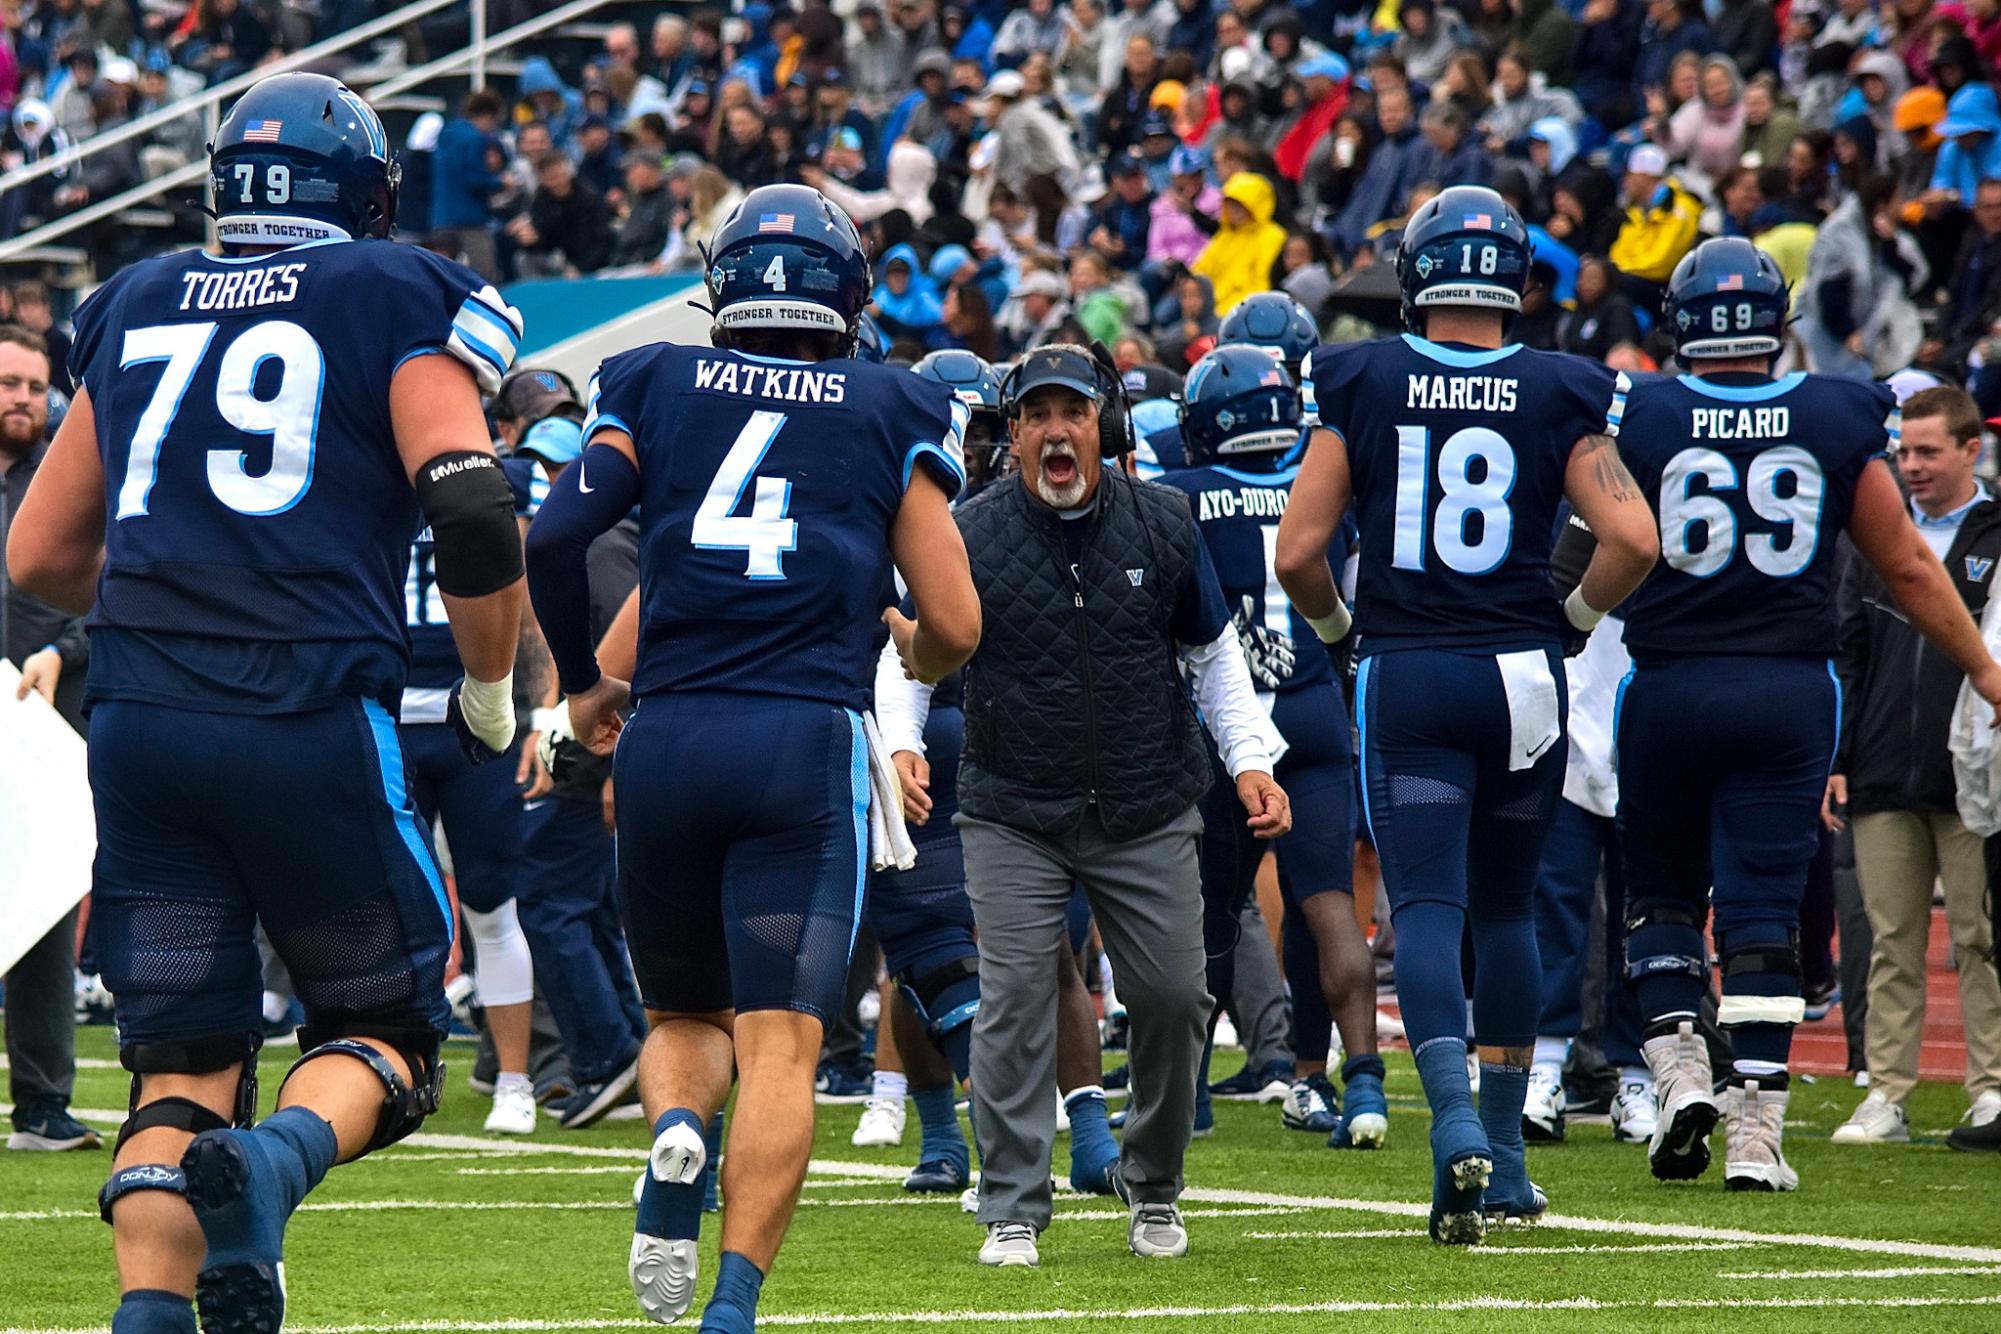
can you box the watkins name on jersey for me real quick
[691,357,848,403]
[1406,373,1519,414]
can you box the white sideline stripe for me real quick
[1245,1233,1754,1255]
[10,1294,2001,1333]
[25,1124,2001,1267]
[1245,1229,1421,1240]
[1719,1266,2001,1280]
[0,1056,121,1071]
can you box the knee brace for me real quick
[286,1024,444,1155]
[113,1034,261,1155]
[1715,926,1805,1027]
[896,956,980,1039]
[1623,900,1710,985]
[98,1162,188,1225]
[463,900,534,1007]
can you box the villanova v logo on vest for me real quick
[1969,556,1995,584]
[1126,568,1145,587]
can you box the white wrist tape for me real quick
[458,672,516,752]
[1305,601,1353,644]
[1564,587,1607,634]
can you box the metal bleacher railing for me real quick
[0,0,633,268]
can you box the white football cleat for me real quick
[1724,1081,1798,1192]
[482,1083,537,1136]
[851,1096,906,1148]
[1642,1020,1720,1180]
[979,1221,1040,1267]
[1968,1090,2001,1128]
[1831,1090,1909,1144]
[1609,1079,1660,1144]
[1522,1067,1565,1142]
[630,1234,698,1324]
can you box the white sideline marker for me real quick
[1719,1265,2001,1280]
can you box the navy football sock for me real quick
[256,1107,335,1194]
[912,1086,967,1171]
[698,1250,764,1334]
[637,1109,707,1240]
[1478,1061,1531,1200]
[1390,901,1471,1050]
[183,1109,332,1272]
[111,1290,195,1334]
[1065,1087,1119,1191]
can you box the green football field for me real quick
[4,1028,1999,1333]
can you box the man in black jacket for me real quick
[0,325,93,1154]
[1828,385,2001,1145]
[944,345,1289,1268]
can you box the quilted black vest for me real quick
[954,468,1213,840]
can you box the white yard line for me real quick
[9,1294,2001,1334]
[16,1123,2001,1267]
[1719,1265,2001,1280]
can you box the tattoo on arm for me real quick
[517,618,554,707]
[1576,433,1644,504]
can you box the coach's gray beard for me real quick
[1033,441,1088,510]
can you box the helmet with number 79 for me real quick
[1394,185,1531,335]
[704,183,872,351]
[1664,236,1788,363]
[209,72,399,247]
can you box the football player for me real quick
[1608,237,2001,1191]
[1159,344,1388,1150]
[1276,185,1660,1243]
[524,184,980,1332]
[7,73,527,1333]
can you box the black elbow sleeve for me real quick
[414,451,524,598]
[1549,509,1599,600]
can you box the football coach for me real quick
[945,343,1290,1267]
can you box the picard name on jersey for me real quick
[1691,406,1791,439]
[692,357,848,404]
[1195,484,1290,522]
[1406,374,1519,414]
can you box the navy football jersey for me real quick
[1157,461,1332,694]
[1619,371,1895,660]
[70,239,519,712]
[585,344,967,711]
[1313,334,1624,653]
[403,455,540,721]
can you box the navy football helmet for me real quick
[210,72,398,246]
[1395,185,1531,333]
[914,349,1008,492]
[1664,236,1788,362]
[855,311,887,363]
[1180,344,1304,466]
[705,184,871,347]
[1218,292,1320,372]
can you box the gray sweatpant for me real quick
[961,804,1210,1229]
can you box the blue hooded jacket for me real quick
[871,242,946,343]
[1931,83,2001,203]
[518,56,584,152]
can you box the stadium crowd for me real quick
[5,0,2001,1278]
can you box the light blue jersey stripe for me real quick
[361,698,452,933]
[1826,659,1843,774]
[903,442,967,496]
[845,709,869,954]
[1354,657,1377,842]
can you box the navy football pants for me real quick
[1354,647,1567,1052]
[614,691,868,1023]
[91,699,452,1051]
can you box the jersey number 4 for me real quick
[693,409,798,579]
[115,320,323,520]
[1659,445,1823,578]
[1392,425,1516,575]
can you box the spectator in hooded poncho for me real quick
[872,241,948,344]
[1929,81,2001,208]
[518,56,586,154]
[1193,169,1289,313]
[1479,50,1584,151]
[1396,0,1473,83]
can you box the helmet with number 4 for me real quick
[210,72,399,247]
[1217,292,1320,372]
[1180,344,1304,466]
[1664,236,1788,362]
[1395,185,1531,334]
[705,183,872,347]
